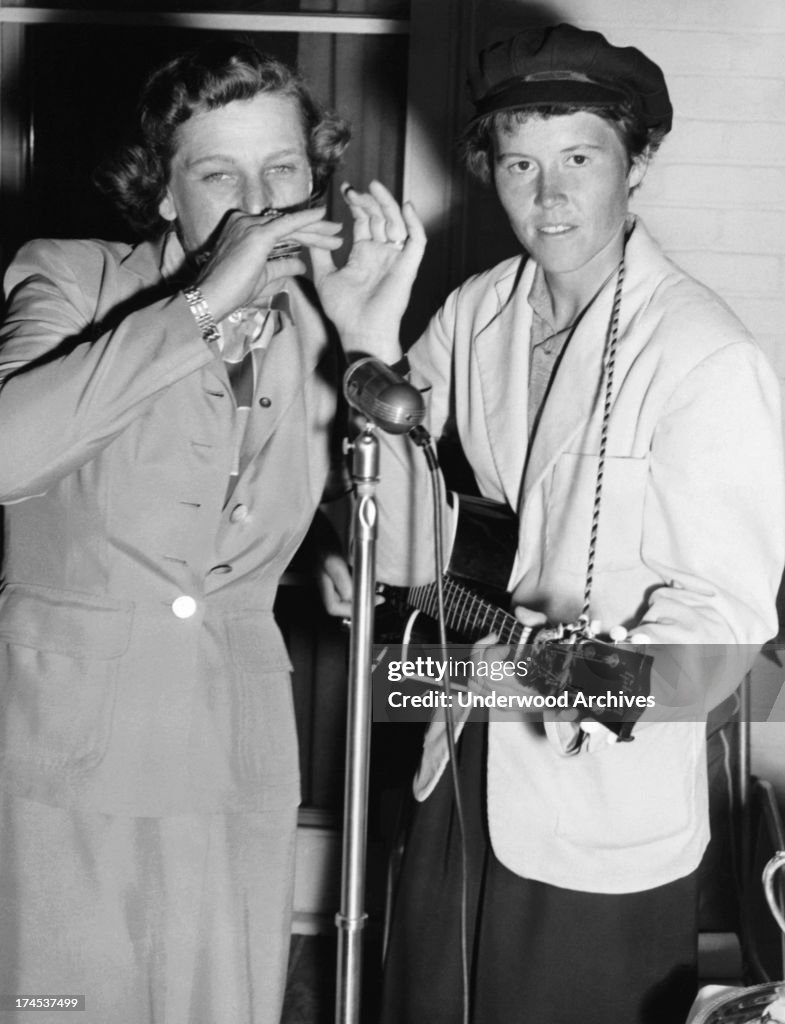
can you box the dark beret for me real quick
[468,23,672,134]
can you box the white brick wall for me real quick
[582,13,785,371]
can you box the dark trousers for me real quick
[379,723,698,1024]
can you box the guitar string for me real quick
[412,575,533,649]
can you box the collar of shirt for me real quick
[525,221,634,350]
[527,265,570,354]
[222,293,292,363]
[525,264,577,440]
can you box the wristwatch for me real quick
[182,286,221,345]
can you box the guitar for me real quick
[379,495,652,741]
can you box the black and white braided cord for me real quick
[580,256,626,624]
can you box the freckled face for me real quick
[158,91,313,255]
[493,111,646,284]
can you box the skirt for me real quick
[379,722,698,1024]
[0,791,298,1024]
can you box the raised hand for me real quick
[195,206,343,323]
[310,180,426,361]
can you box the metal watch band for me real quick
[182,286,221,345]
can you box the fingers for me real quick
[267,204,330,235]
[471,634,507,677]
[199,208,343,314]
[468,633,538,700]
[341,183,390,244]
[262,255,309,288]
[341,183,372,241]
[401,200,427,254]
[285,218,342,240]
[579,719,618,745]
[287,226,343,251]
[319,587,353,619]
[323,553,353,601]
[368,180,408,244]
[474,632,500,651]
[219,206,340,252]
[316,556,352,619]
[341,180,419,249]
[308,246,337,285]
[320,551,385,620]
[514,606,548,628]
[268,216,342,255]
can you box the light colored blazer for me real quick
[376,220,785,892]
[0,236,342,816]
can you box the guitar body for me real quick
[447,493,518,594]
[379,494,652,740]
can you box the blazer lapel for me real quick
[234,281,332,482]
[474,259,535,510]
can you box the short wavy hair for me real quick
[460,103,667,185]
[95,40,351,238]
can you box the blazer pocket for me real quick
[554,724,698,850]
[0,583,133,771]
[546,453,648,575]
[224,615,297,781]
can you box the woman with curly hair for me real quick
[95,42,351,240]
[0,40,424,1024]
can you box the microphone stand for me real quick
[336,421,379,1024]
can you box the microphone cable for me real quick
[409,426,471,1024]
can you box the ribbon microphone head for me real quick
[343,357,426,435]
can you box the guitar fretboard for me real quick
[406,576,533,647]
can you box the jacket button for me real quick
[209,564,233,575]
[230,504,249,523]
[172,595,197,619]
[259,396,272,408]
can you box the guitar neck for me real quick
[406,577,531,647]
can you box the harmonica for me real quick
[192,197,317,269]
[261,202,310,262]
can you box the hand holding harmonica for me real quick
[194,203,343,324]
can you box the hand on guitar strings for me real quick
[471,608,645,752]
[467,606,547,703]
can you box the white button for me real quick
[172,595,197,619]
[230,504,249,523]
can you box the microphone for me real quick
[343,357,426,435]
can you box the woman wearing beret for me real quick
[363,22,785,1024]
